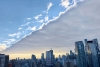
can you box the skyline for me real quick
[1,38,100,67]
[1,38,99,59]
[0,0,100,59]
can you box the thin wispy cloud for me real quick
[26,18,31,20]
[18,27,22,30]
[4,39,16,44]
[34,14,42,20]
[21,22,30,27]
[8,32,21,38]
[26,26,36,31]
[47,2,53,12]
[36,20,44,23]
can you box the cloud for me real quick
[47,2,53,12]
[60,0,70,8]
[44,15,49,22]
[34,14,42,20]
[3,39,16,45]
[21,22,30,26]
[36,20,44,23]
[18,27,22,30]
[0,44,7,51]
[26,18,31,20]
[8,32,21,38]
[38,23,45,30]
[26,26,36,31]
[44,2,53,14]
[1,0,100,58]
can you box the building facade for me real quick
[46,49,54,66]
[75,41,87,67]
[84,39,100,67]
[0,54,9,67]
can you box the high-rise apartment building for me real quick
[84,39,100,67]
[0,54,9,67]
[75,41,87,67]
[46,49,54,66]
[41,53,44,61]
[31,54,37,67]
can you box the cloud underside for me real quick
[1,0,100,57]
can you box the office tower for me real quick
[66,53,70,61]
[5,55,9,67]
[75,41,87,67]
[41,53,44,61]
[46,49,54,66]
[84,39,100,67]
[0,54,5,67]
[31,54,37,67]
[70,50,73,55]
[41,53,45,66]
[0,54,9,67]
[62,55,66,61]
[62,55,66,66]
[58,55,62,62]
[98,51,100,67]
[69,50,75,60]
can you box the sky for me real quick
[0,0,100,59]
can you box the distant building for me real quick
[75,41,87,67]
[41,53,44,61]
[41,53,45,66]
[62,55,66,66]
[0,54,9,67]
[46,49,54,66]
[31,54,37,67]
[84,39,100,67]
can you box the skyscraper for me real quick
[75,41,87,67]
[41,53,45,66]
[0,54,9,67]
[41,53,44,61]
[46,49,54,67]
[31,54,37,67]
[84,39,100,67]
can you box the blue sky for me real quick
[1,0,100,59]
[0,0,77,50]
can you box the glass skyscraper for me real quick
[46,49,54,67]
[84,39,100,67]
[75,41,87,67]
[31,54,37,67]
